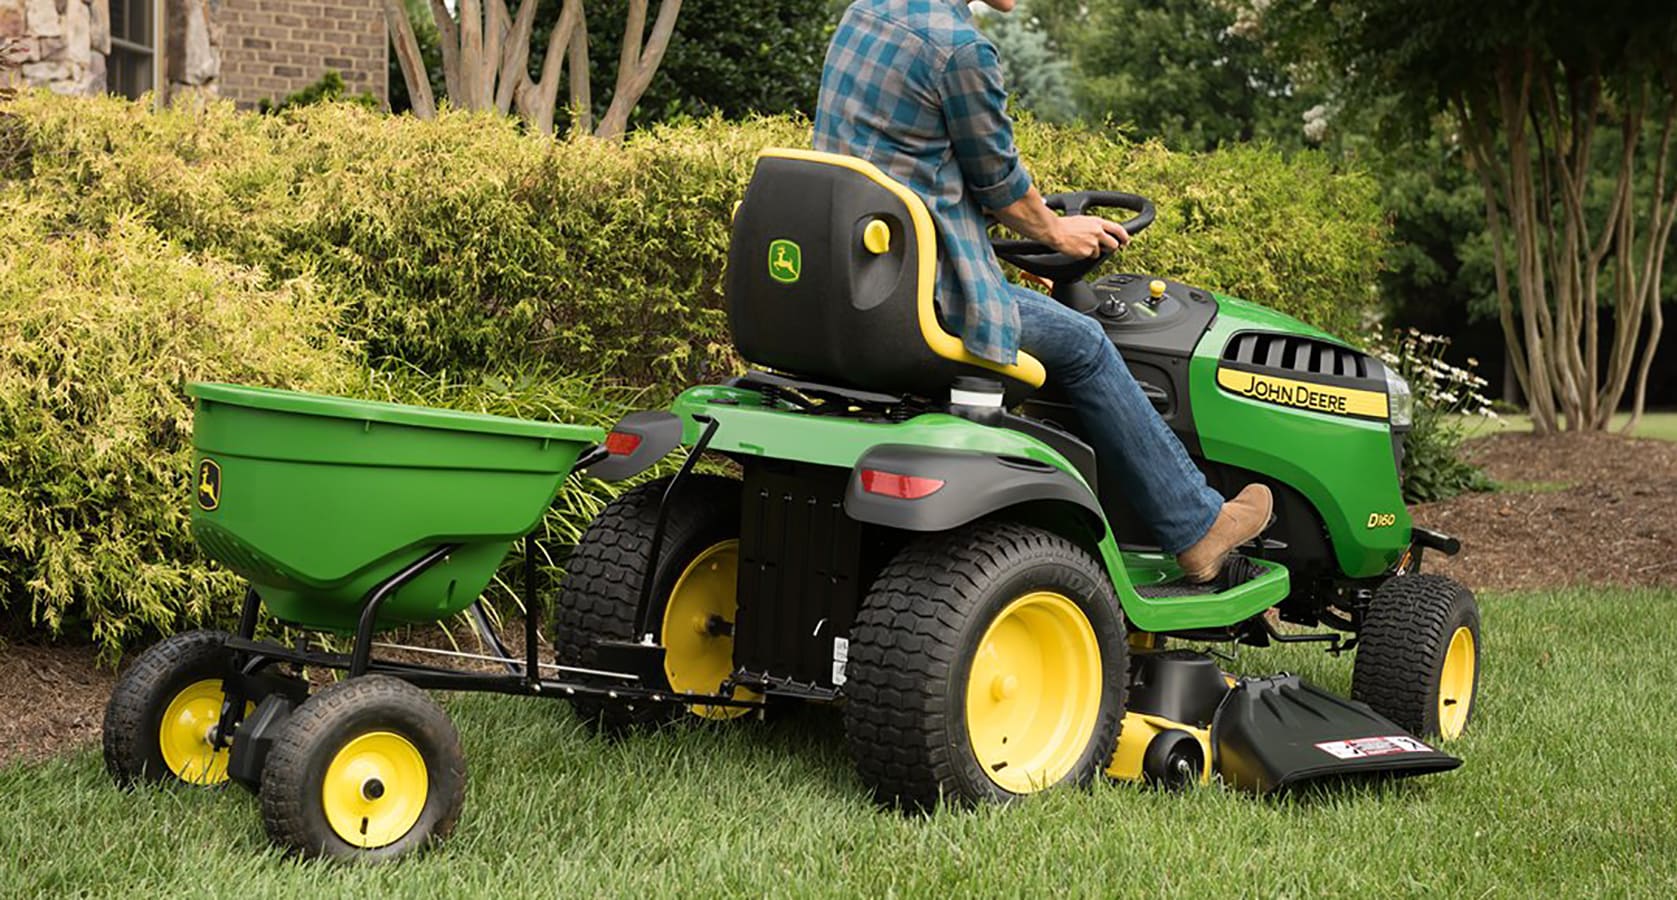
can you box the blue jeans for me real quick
[1012,286,1224,554]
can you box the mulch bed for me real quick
[1411,432,1677,593]
[3,431,1672,768]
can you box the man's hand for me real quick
[1048,215,1130,259]
[991,187,1132,260]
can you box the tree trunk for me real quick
[382,0,436,118]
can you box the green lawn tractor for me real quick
[102,148,1479,861]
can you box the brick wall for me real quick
[217,0,386,108]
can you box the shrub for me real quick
[3,93,1385,387]
[0,201,360,655]
[1370,327,1494,503]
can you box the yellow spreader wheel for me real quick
[321,732,429,849]
[158,679,241,785]
[1437,626,1477,740]
[103,629,246,788]
[965,591,1103,794]
[260,676,465,861]
[661,539,761,719]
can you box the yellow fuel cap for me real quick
[863,219,892,255]
[1149,279,1167,299]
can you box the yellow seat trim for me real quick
[758,148,1048,389]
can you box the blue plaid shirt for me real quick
[814,0,1034,365]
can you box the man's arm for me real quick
[939,41,1129,260]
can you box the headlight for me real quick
[1385,369,1413,429]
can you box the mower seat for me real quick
[726,149,1047,405]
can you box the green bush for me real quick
[3,94,1383,387]
[0,93,1388,653]
[0,201,360,654]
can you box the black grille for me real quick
[1222,332,1370,381]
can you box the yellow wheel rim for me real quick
[661,540,761,719]
[158,679,241,785]
[1438,626,1477,740]
[321,732,429,849]
[965,591,1103,794]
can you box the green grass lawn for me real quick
[1457,410,1677,442]
[4,587,1675,898]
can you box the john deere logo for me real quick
[768,239,802,284]
[197,459,221,511]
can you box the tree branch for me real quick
[381,0,435,118]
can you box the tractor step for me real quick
[1135,556,1265,599]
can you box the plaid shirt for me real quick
[814,0,1034,365]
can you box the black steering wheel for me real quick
[991,191,1156,286]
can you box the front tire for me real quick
[1352,574,1481,740]
[843,521,1127,810]
[259,676,465,861]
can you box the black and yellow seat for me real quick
[726,149,1047,405]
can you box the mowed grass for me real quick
[3,588,1675,898]
[1457,410,1677,442]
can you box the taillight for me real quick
[604,431,642,456]
[860,469,945,500]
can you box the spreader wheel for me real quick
[843,521,1127,810]
[103,629,251,787]
[554,474,759,733]
[259,676,464,861]
[1352,574,1481,740]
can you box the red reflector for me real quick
[604,431,642,456]
[860,469,945,500]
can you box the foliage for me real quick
[258,72,381,115]
[556,0,836,129]
[0,201,361,655]
[1370,327,1494,503]
[3,92,1386,379]
[1266,0,1677,433]
[1025,0,1319,151]
[973,8,1078,124]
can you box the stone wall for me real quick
[0,0,385,107]
[216,0,385,108]
[0,0,107,96]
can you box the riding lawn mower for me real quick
[102,148,1480,861]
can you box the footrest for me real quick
[1135,556,1265,599]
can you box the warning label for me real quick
[831,637,849,686]
[1314,735,1435,760]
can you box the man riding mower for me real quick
[101,145,1477,860]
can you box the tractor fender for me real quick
[585,411,685,482]
[843,444,1104,533]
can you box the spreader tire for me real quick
[843,521,1126,810]
[554,474,749,734]
[103,629,242,787]
[1352,574,1481,740]
[259,676,465,861]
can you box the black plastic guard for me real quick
[586,411,685,482]
[1210,674,1460,793]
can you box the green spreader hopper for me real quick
[187,384,604,632]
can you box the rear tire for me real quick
[1352,574,1481,740]
[553,474,751,734]
[259,676,465,861]
[103,629,242,787]
[843,521,1126,810]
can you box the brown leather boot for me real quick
[1176,484,1274,583]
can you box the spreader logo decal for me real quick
[197,459,222,511]
[768,239,802,284]
[1216,368,1389,421]
[1315,735,1434,760]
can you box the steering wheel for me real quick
[991,191,1156,286]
